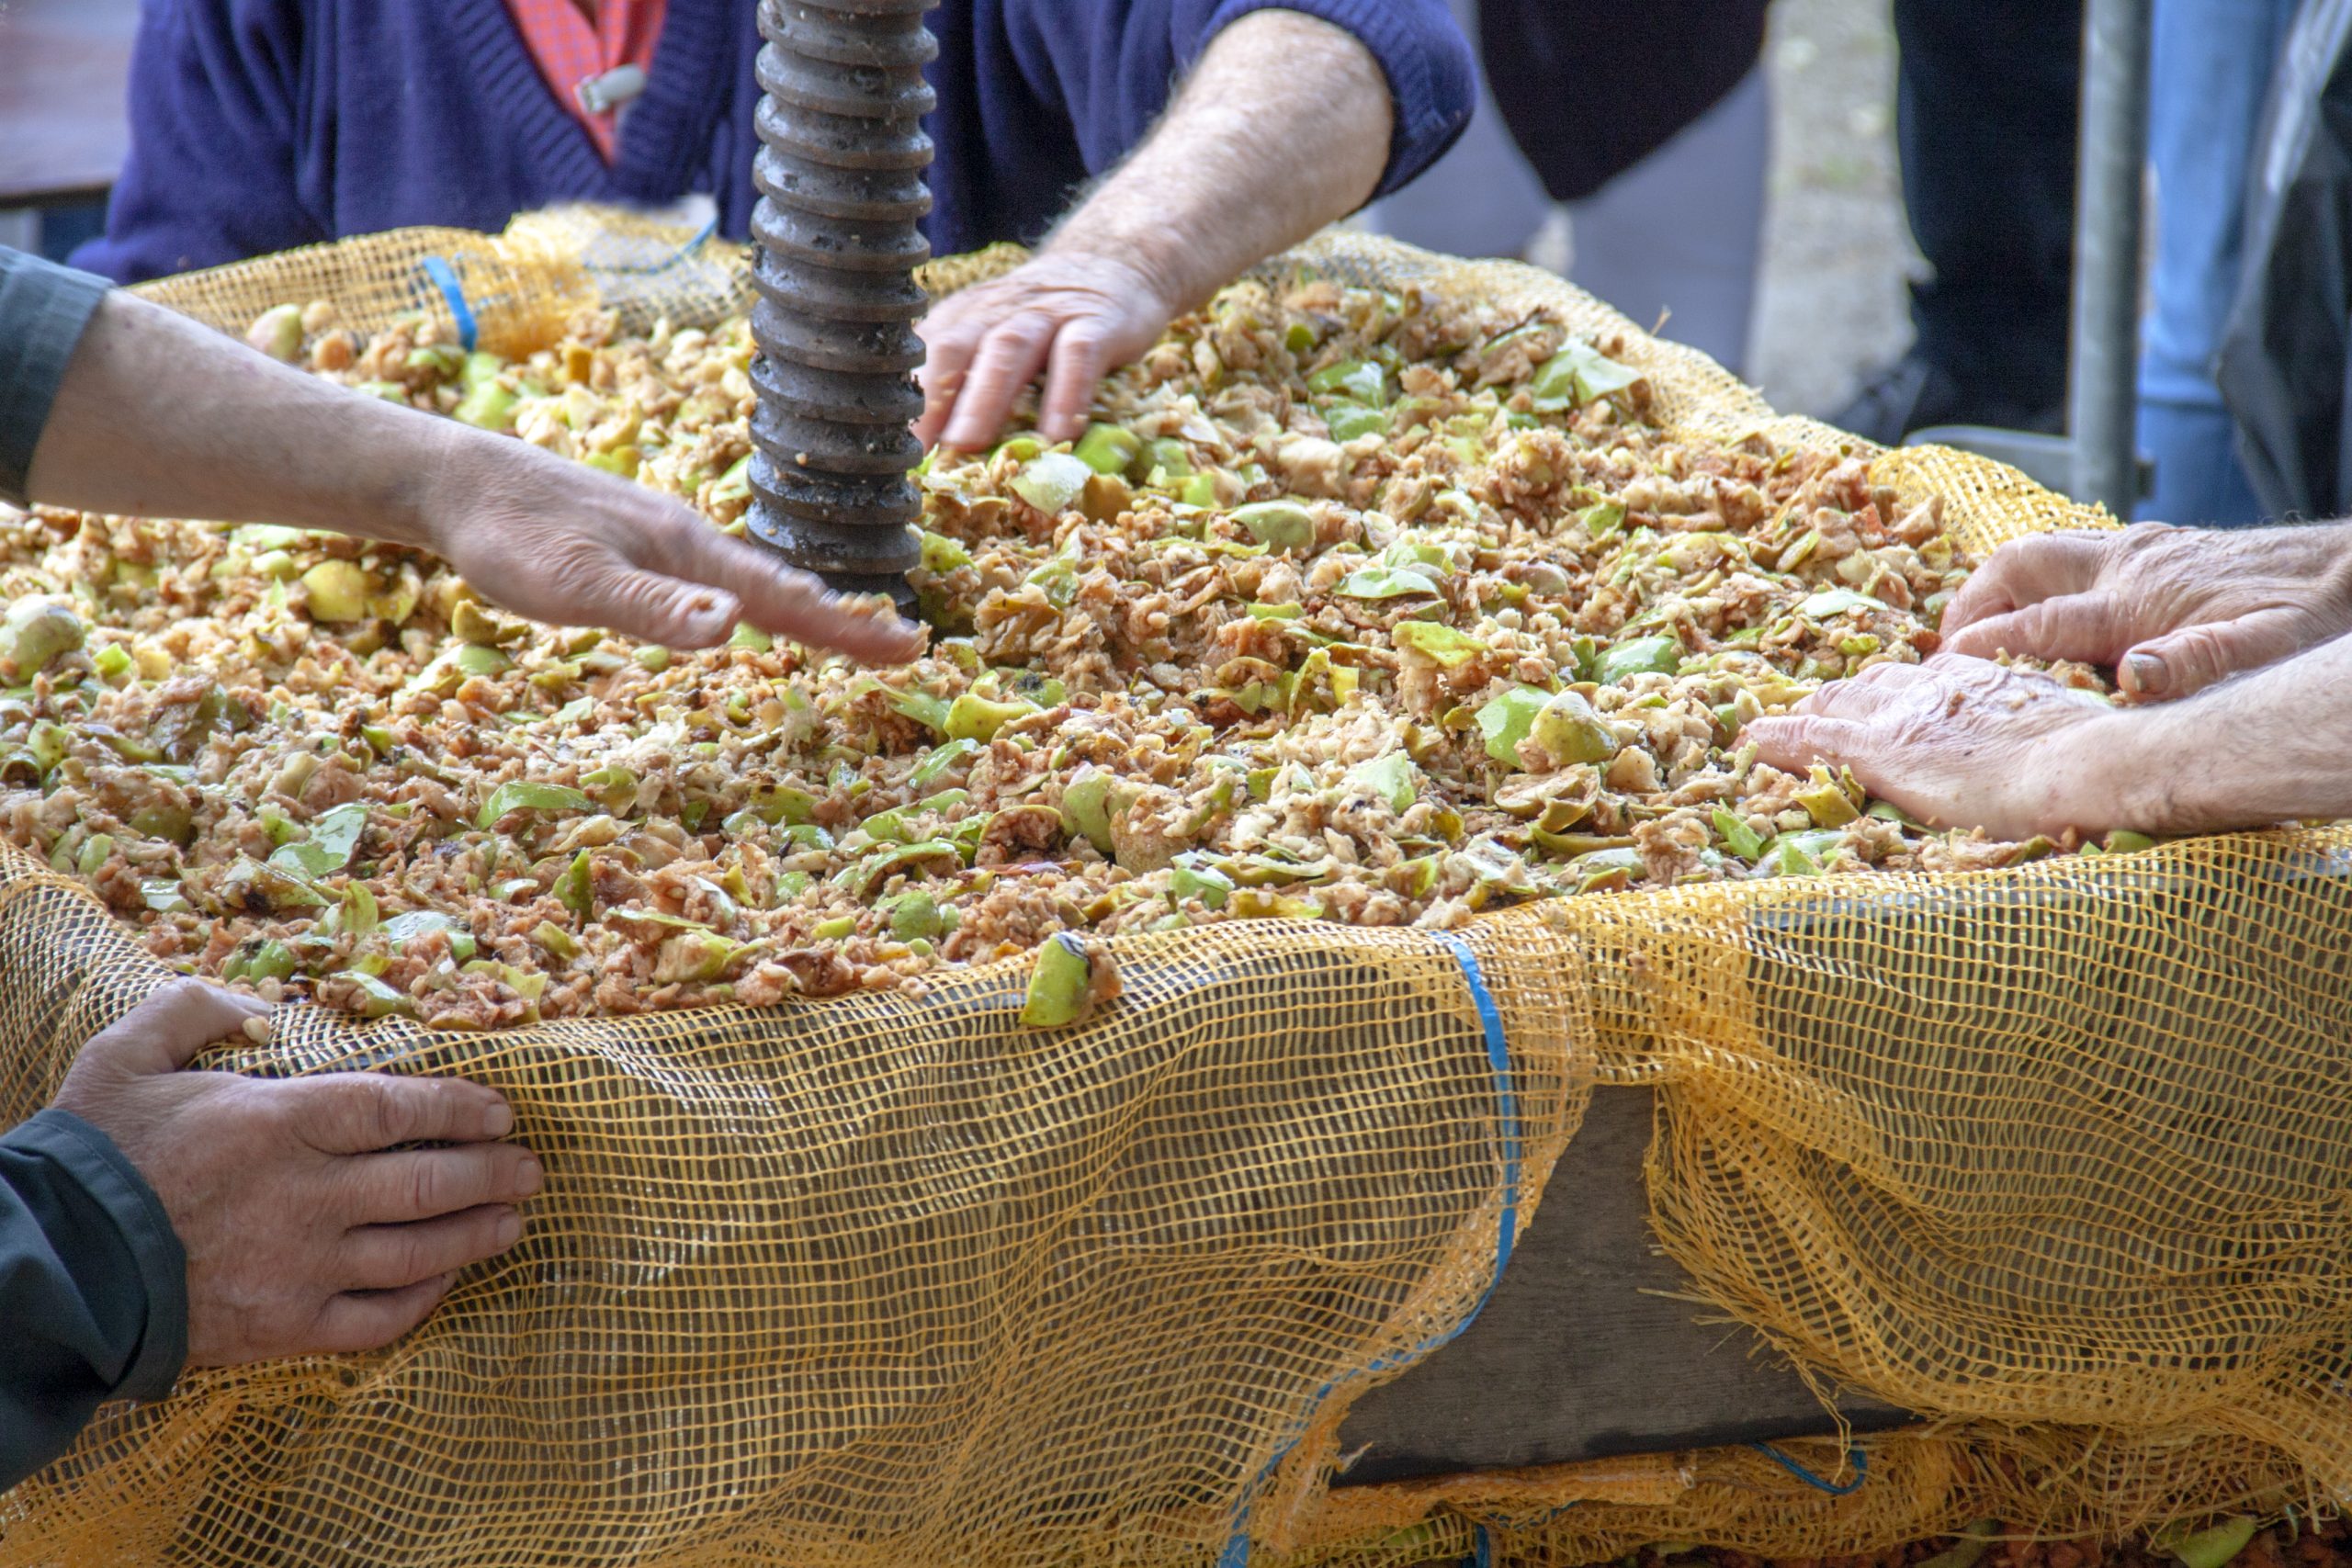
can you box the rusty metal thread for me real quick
[747,0,938,600]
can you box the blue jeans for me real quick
[2137,0,2301,525]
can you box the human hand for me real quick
[421,434,925,664]
[913,250,1176,451]
[1939,522,2352,700]
[52,980,540,1367]
[1745,659,2140,841]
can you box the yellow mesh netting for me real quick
[3,214,2346,1568]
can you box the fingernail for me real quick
[2123,650,2166,694]
[515,1156,543,1195]
[480,1100,514,1140]
[495,1210,523,1248]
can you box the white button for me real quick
[576,63,648,117]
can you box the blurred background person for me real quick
[1837,0,2295,531]
[64,1,1472,451]
[1829,0,2081,446]
[1363,0,1772,379]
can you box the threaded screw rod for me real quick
[746,0,937,604]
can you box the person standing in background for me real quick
[1363,0,1771,379]
[1831,0,2082,446]
[69,0,1474,453]
[2139,0,2299,527]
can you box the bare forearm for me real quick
[2099,631,2352,830]
[26,290,453,549]
[1045,8,1392,316]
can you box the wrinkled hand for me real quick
[422,436,924,664]
[1745,659,2134,840]
[914,251,1176,451]
[1939,522,2352,700]
[52,980,539,1367]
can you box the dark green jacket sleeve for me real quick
[0,1108,187,1491]
[0,247,111,509]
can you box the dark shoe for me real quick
[1827,353,2064,445]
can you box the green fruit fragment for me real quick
[919,530,974,574]
[1595,635,1683,684]
[2103,829,2157,854]
[1306,359,1385,406]
[1798,587,1887,618]
[1529,340,1642,410]
[1323,402,1388,442]
[1391,621,1487,669]
[453,379,518,432]
[883,891,943,942]
[228,856,332,910]
[944,693,1037,742]
[25,720,65,776]
[477,781,593,829]
[1021,932,1097,1028]
[1346,750,1420,814]
[129,804,195,846]
[2157,1517,2258,1568]
[1170,852,1235,909]
[653,931,741,985]
[1230,501,1316,550]
[834,840,962,899]
[75,833,114,878]
[812,915,857,940]
[1010,452,1095,514]
[1057,766,1122,855]
[333,884,379,941]
[244,940,298,984]
[1335,566,1442,600]
[141,878,192,914]
[1577,500,1627,539]
[1796,782,1861,829]
[334,971,416,1020]
[1530,691,1618,766]
[910,739,982,788]
[1072,423,1142,476]
[1474,684,1552,765]
[245,304,304,362]
[0,599,84,682]
[1711,807,1766,862]
[300,561,374,624]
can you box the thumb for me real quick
[2120,608,2307,701]
[83,979,270,1078]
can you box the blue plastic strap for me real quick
[1469,1523,1495,1568]
[1216,932,1521,1567]
[594,215,721,276]
[1747,1440,1869,1495]
[418,255,479,352]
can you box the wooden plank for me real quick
[1333,1086,1909,1484]
[0,0,141,209]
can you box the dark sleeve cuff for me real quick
[8,1109,189,1402]
[1195,0,1476,200]
[0,249,112,509]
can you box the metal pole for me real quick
[2067,0,2153,516]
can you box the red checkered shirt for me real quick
[503,0,671,162]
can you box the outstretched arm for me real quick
[914,8,1396,450]
[17,264,922,663]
